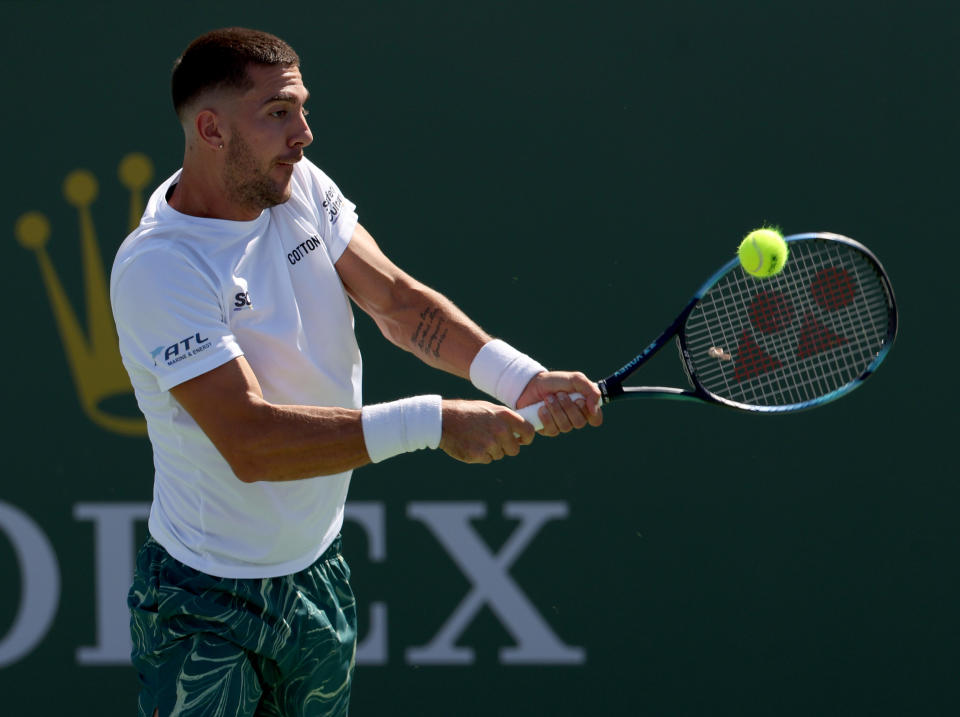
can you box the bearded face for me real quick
[222,129,294,212]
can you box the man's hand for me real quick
[439,399,536,464]
[515,371,604,437]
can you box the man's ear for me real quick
[194,109,226,150]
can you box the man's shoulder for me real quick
[282,159,324,222]
[113,213,196,270]
[287,158,355,234]
[290,157,344,202]
[110,211,221,306]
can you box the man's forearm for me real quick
[206,400,371,482]
[372,276,492,378]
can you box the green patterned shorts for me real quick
[128,535,357,717]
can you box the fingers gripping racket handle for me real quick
[515,392,586,431]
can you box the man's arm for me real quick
[335,224,603,434]
[334,223,489,377]
[170,356,535,482]
[169,222,596,483]
[170,356,367,482]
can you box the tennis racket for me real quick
[517,232,897,428]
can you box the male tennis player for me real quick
[110,27,601,717]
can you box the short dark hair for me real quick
[171,27,300,119]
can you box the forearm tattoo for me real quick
[411,306,449,359]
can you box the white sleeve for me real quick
[112,249,243,391]
[297,158,358,262]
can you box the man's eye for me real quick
[302,107,310,117]
[271,110,287,118]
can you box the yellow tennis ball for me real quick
[738,228,788,278]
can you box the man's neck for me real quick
[168,160,261,221]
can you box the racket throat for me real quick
[598,378,623,403]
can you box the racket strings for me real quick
[683,240,893,407]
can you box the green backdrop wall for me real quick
[1,1,955,715]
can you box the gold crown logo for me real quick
[14,153,155,437]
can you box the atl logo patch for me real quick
[152,332,212,366]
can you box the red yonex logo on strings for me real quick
[748,291,795,334]
[811,267,856,311]
[734,267,855,382]
[734,331,783,381]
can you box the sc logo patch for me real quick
[234,291,252,310]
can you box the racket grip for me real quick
[515,392,586,431]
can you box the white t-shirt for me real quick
[111,158,360,578]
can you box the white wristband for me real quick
[469,339,547,409]
[361,395,443,464]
